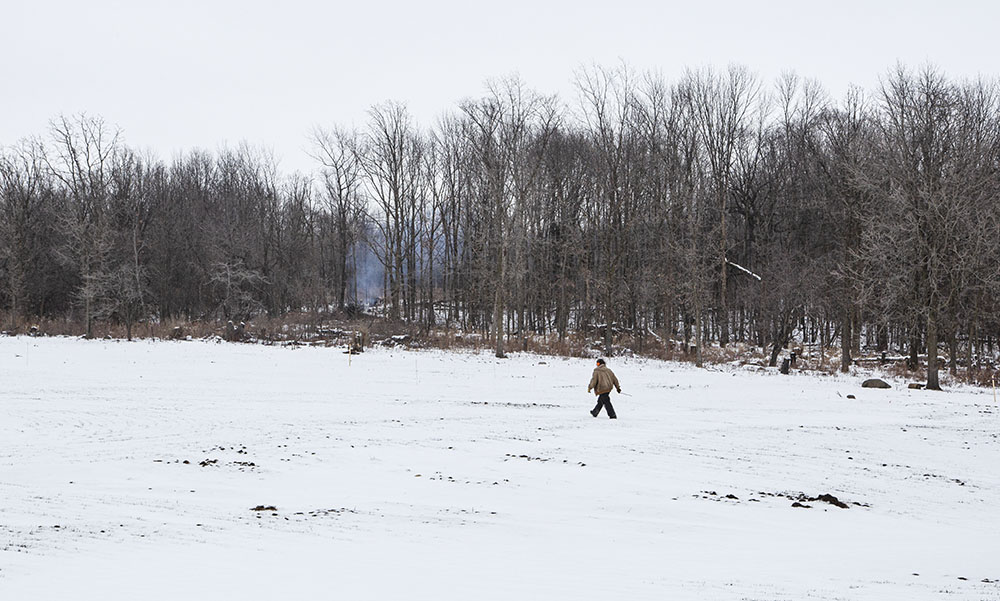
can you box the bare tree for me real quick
[575,64,643,356]
[0,140,54,330]
[44,114,121,338]
[687,65,763,347]
[312,126,365,310]
[462,76,559,357]
[101,148,160,339]
[871,64,977,389]
[355,102,424,322]
[816,87,877,372]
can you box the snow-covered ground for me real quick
[2,336,998,600]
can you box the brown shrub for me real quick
[964,367,1000,387]
[9,310,998,391]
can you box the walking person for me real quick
[587,357,621,419]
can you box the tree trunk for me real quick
[493,255,505,359]
[908,329,920,372]
[8,292,17,332]
[719,190,729,348]
[85,296,93,339]
[948,329,958,376]
[695,298,704,368]
[851,305,861,357]
[604,286,613,357]
[337,237,348,310]
[840,303,852,373]
[682,310,691,355]
[926,308,941,390]
[966,322,975,380]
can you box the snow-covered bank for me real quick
[2,336,998,600]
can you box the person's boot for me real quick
[590,409,599,417]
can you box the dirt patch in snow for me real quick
[696,490,869,509]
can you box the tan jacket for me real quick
[588,365,621,395]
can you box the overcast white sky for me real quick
[3,0,997,174]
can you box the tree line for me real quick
[2,63,999,387]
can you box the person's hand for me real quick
[587,388,591,393]
[617,388,622,394]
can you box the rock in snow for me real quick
[862,378,892,389]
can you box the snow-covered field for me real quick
[2,336,999,600]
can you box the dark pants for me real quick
[591,393,617,418]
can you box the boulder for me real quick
[862,378,891,389]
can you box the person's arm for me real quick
[613,372,621,393]
[588,370,598,393]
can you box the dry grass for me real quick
[4,309,998,390]
[2,315,86,337]
[884,360,918,380]
[963,367,1000,388]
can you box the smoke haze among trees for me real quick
[3,63,1000,388]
